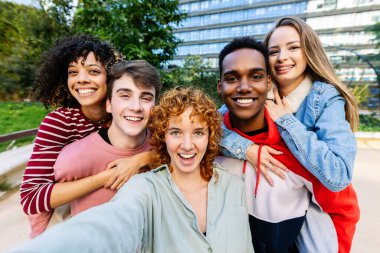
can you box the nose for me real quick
[277,49,288,61]
[127,97,143,112]
[237,77,252,93]
[77,70,90,83]
[181,134,194,151]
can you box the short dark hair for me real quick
[218,36,269,77]
[107,60,161,101]
[34,34,123,108]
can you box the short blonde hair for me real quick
[148,87,222,181]
[264,16,359,131]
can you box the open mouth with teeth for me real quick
[275,65,294,73]
[233,98,256,104]
[76,88,97,95]
[124,116,144,122]
[178,153,196,159]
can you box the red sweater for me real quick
[224,109,360,253]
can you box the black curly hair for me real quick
[34,34,123,108]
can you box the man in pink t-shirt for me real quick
[30,60,161,237]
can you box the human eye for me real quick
[289,45,301,51]
[119,92,131,99]
[268,49,279,56]
[251,74,263,80]
[89,68,101,75]
[68,69,77,76]
[224,76,238,83]
[169,130,181,136]
[194,130,205,136]
[141,95,154,102]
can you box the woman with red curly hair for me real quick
[11,87,253,253]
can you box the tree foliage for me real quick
[0,0,185,100]
[72,0,186,67]
[164,55,221,106]
[0,1,71,100]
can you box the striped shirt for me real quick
[20,107,104,214]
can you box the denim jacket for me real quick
[219,80,357,192]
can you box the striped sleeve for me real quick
[20,108,98,214]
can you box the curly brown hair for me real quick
[148,87,222,182]
[34,34,123,108]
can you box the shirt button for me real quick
[209,220,214,225]
[236,148,241,154]
[210,194,215,199]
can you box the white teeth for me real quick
[236,98,254,104]
[179,153,196,159]
[78,88,96,94]
[277,66,293,71]
[125,116,143,122]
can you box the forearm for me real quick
[276,113,356,191]
[50,170,111,208]
[219,121,253,160]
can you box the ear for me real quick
[217,80,222,95]
[106,98,112,113]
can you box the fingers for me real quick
[106,160,117,170]
[260,166,274,187]
[265,146,283,155]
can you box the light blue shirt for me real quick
[10,164,254,253]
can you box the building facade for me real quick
[172,0,380,109]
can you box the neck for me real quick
[279,74,306,97]
[81,100,108,123]
[107,123,147,149]
[229,109,266,133]
[171,169,208,192]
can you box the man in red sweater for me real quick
[215,37,359,253]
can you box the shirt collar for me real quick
[283,76,313,113]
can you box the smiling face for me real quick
[218,48,271,132]
[165,107,209,178]
[106,74,155,148]
[268,26,307,96]
[67,52,107,108]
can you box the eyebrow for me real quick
[68,63,102,68]
[223,68,266,76]
[268,40,301,49]
[115,88,154,97]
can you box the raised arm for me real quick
[267,86,356,191]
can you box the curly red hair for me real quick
[149,87,222,182]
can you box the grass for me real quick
[0,102,49,152]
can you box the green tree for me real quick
[0,1,71,100]
[165,55,220,105]
[72,0,186,67]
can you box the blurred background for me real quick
[0,0,379,252]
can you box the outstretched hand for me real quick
[246,144,288,186]
[265,87,292,121]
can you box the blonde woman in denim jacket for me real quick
[220,17,359,252]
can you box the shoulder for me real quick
[213,163,244,189]
[60,132,98,154]
[310,81,340,99]
[42,107,82,125]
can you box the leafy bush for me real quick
[359,114,380,132]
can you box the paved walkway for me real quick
[0,140,379,252]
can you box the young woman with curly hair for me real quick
[11,87,253,253]
[20,35,150,238]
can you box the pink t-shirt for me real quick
[30,131,151,237]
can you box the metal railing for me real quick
[0,129,38,150]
